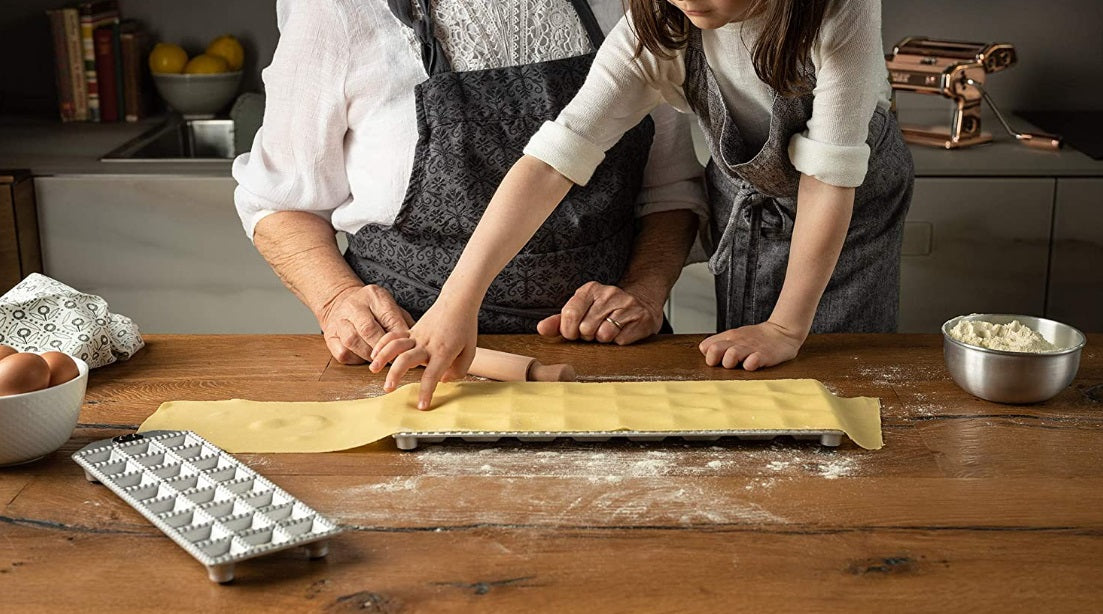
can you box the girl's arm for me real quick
[371,16,683,408]
[371,156,573,409]
[700,174,854,370]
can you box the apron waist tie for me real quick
[708,184,768,275]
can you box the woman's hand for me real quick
[699,320,806,371]
[319,285,415,364]
[537,281,664,345]
[369,297,479,410]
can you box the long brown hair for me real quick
[625,0,831,97]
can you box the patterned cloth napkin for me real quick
[0,273,144,368]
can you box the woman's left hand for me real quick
[537,281,664,345]
[370,299,479,410]
[699,321,806,371]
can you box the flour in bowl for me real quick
[948,319,1061,352]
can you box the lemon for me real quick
[183,53,230,75]
[148,42,188,74]
[205,35,244,71]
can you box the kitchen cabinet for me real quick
[668,262,716,333]
[1047,178,1103,333]
[0,169,43,293]
[34,176,318,333]
[898,178,1053,332]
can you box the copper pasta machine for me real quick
[886,37,1062,150]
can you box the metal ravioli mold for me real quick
[72,430,342,583]
[393,429,844,450]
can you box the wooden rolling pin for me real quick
[468,348,576,382]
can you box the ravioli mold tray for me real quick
[72,430,342,583]
[393,429,844,450]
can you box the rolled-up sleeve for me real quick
[232,0,352,239]
[522,14,685,187]
[789,0,887,188]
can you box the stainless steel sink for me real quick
[101,116,236,162]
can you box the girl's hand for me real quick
[699,321,806,371]
[369,300,479,410]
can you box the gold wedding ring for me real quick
[605,315,624,330]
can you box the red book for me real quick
[93,25,119,122]
[79,0,120,122]
[119,24,149,122]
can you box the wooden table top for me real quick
[2,333,1101,612]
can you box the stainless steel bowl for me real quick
[942,314,1086,404]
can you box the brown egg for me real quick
[0,344,17,360]
[41,351,80,387]
[0,352,51,396]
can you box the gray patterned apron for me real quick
[683,29,914,333]
[345,0,655,333]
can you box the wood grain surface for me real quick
[2,334,1101,613]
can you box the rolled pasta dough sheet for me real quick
[138,379,883,452]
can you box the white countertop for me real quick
[2,112,1102,178]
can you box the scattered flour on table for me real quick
[577,374,699,382]
[328,443,863,525]
[948,319,1061,352]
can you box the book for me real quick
[93,25,119,122]
[79,0,120,122]
[112,21,125,122]
[119,23,149,122]
[62,7,89,121]
[45,9,75,122]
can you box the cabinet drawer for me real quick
[34,176,317,333]
[900,177,1054,332]
[1047,178,1103,333]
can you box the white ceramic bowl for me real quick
[152,71,242,117]
[0,357,88,466]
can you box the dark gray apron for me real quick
[682,28,914,333]
[345,0,655,333]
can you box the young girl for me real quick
[373,0,914,409]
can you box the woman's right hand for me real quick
[319,285,415,364]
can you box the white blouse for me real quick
[232,0,708,240]
[524,0,892,189]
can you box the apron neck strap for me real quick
[568,0,606,49]
[387,0,453,76]
[387,0,606,77]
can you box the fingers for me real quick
[701,337,729,367]
[334,318,378,362]
[558,286,596,340]
[700,333,752,369]
[558,282,662,345]
[382,342,427,393]
[722,345,751,369]
[536,314,562,338]
[323,285,412,363]
[370,335,414,373]
[594,316,622,343]
[699,327,794,371]
[325,332,366,365]
[417,355,453,410]
[577,286,622,341]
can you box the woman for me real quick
[233,0,708,364]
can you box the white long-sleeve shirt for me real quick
[524,0,892,189]
[232,0,707,240]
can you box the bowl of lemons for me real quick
[149,35,244,117]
